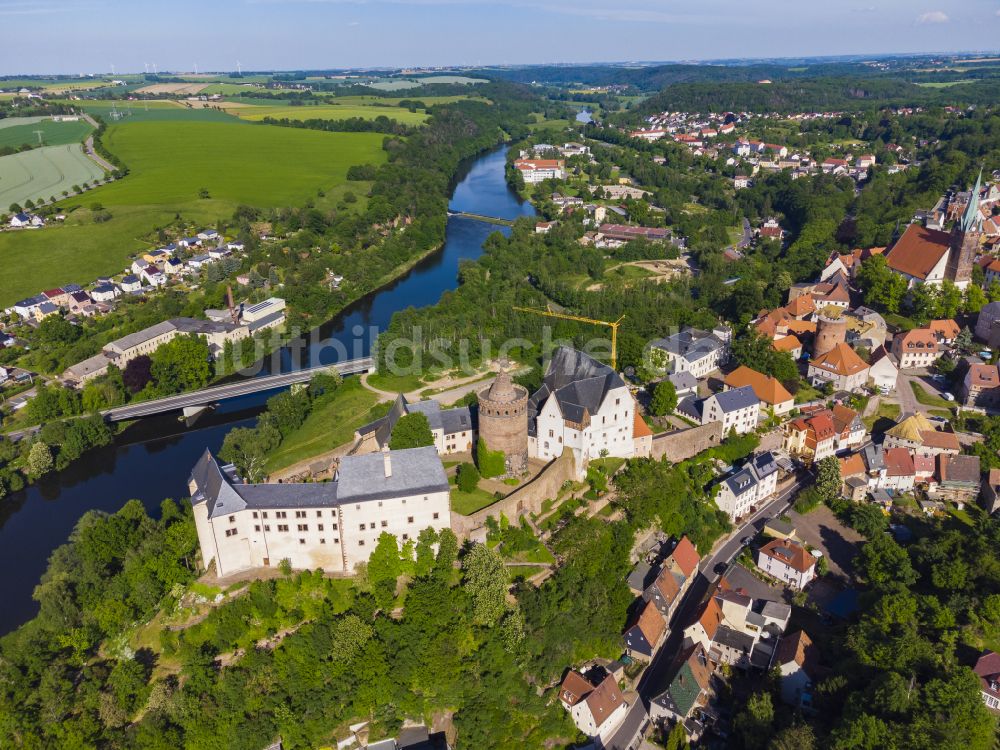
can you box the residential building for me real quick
[355,394,474,457]
[935,454,981,501]
[775,630,823,713]
[649,643,715,729]
[756,538,817,589]
[723,366,794,416]
[868,346,899,393]
[929,319,960,345]
[961,363,1000,409]
[831,404,866,451]
[976,301,1000,347]
[883,412,960,457]
[650,327,730,379]
[189,447,451,576]
[981,468,1000,514]
[90,283,120,303]
[783,411,837,464]
[667,370,698,400]
[683,586,790,670]
[597,224,672,243]
[699,386,760,435]
[714,452,779,521]
[807,343,870,392]
[623,600,667,662]
[120,275,142,293]
[891,328,941,370]
[882,447,917,491]
[559,668,629,739]
[974,651,1000,714]
[529,347,641,463]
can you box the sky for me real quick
[3,0,1000,74]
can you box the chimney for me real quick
[383,451,392,478]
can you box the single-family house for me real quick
[90,283,119,303]
[559,668,629,739]
[623,600,667,662]
[714,452,779,521]
[756,538,816,589]
[868,346,899,393]
[649,643,715,728]
[962,363,1000,409]
[936,454,981,501]
[120,275,142,293]
[775,630,824,713]
[783,411,837,464]
[974,650,1000,714]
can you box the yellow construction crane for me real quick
[514,307,625,371]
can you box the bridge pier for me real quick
[182,405,211,419]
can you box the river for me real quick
[0,145,534,634]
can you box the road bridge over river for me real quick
[446,210,515,226]
[102,357,374,422]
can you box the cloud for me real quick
[916,10,948,23]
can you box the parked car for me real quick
[942,392,955,402]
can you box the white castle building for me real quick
[528,347,643,463]
[189,446,451,576]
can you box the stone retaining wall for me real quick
[649,422,723,462]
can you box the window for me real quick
[402,534,409,541]
[262,512,268,519]
[378,501,383,507]
[315,510,322,518]
[225,528,237,537]
[548,429,554,438]
[297,524,308,532]
[264,525,271,532]
[228,515,235,523]
[320,538,326,544]
[358,540,365,547]
[254,525,261,532]
[332,523,338,530]
[359,523,366,531]
[299,538,305,545]
[433,512,439,520]
[278,524,289,532]
[317,524,324,532]
[295,511,306,519]
[381,520,388,528]
[252,511,258,519]
[276,511,287,519]
[369,522,376,529]
[408,516,414,524]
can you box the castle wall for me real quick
[649,423,723,462]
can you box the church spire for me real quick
[960,168,984,233]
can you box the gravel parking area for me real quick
[788,505,864,583]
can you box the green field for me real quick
[0,117,48,130]
[0,118,93,149]
[230,103,429,124]
[0,120,386,306]
[75,101,237,123]
[0,143,105,208]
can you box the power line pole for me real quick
[33,130,44,146]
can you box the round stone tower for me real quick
[477,365,529,476]
[814,310,848,358]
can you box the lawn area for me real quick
[795,381,823,404]
[590,456,626,475]
[0,117,93,149]
[230,103,430,125]
[450,479,499,516]
[605,264,655,282]
[0,143,105,208]
[0,120,386,306]
[366,371,427,394]
[863,401,901,432]
[910,381,953,408]
[263,378,387,473]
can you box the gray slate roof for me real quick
[190,446,448,519]
[529,346,626,429]
[668,370,698,392]
[651,328,725,365]
[710,385,758,413]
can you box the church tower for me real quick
[945,169,983,287]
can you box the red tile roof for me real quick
[883,447,915,477]
[760,538,815,573]
[670,536,700,579]
[885,224,952,280]
[810,343,869,377]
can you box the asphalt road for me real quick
[81,113,118,172]
[602,475,805,750]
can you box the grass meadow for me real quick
[0,120,386,306]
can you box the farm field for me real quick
[0,143,105,208]
[0,117,48,130]
[72,100,237,124]
[135,82,211,95]
[0,118,93,149]
[229,103,429,124]
[0,121,386,306]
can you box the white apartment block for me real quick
[714,452,779,521]
[701,386,760,435]
[189,447,451,576]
